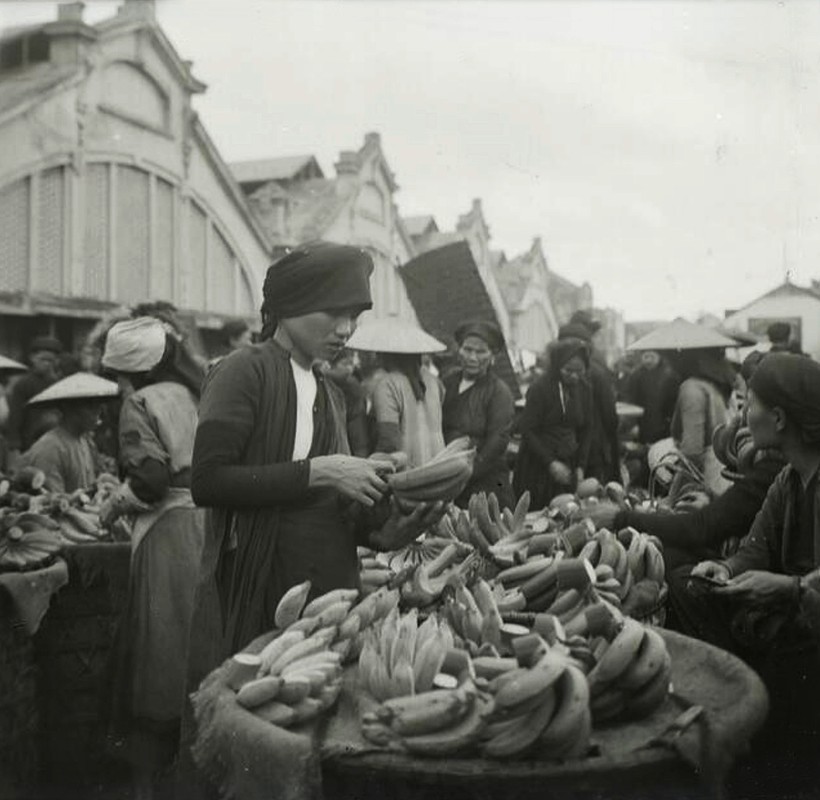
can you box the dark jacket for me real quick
[626,362,681,444]
[724,464,820,578]
[6,371,59,451]
[442,369,515,507]
[586,360,620,482]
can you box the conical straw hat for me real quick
[28,373,120,405]
[627,318,737,351]
[347,317,447,354]
[0,354,26,372]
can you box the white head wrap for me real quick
[102,317,167,373]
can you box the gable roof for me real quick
[403,215,438,239]
[726,280,820,319]
[0,60,82,122]
[400,241,519,398]
[230,155,323,186]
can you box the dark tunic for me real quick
[185,340,362,690]
[585,360,620,484]
[513,371,592,510]
[626,362,681,444]
[442,369,515,508]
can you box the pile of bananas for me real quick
[358,608,459,701]
[440,576,506,654]
[0,511,63,572]
[388,438,476,504]
[587,618,672,724]
[361,679,495,756]
[481,644,592,760]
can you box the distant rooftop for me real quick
[231,155,323,186]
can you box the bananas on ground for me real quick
[0,512,63,571]
[587,620,671,724]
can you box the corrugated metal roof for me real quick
[231,155,321,185]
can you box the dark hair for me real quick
[766,322,791,344]
[380,352,425,401]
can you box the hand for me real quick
[691,560,731,583]
[549,460,573,485]
[674,491,711,513]
[585,501,620,531]
[370,497,446,551]
[99,493,123,528]
[575,467,585,484]
[714,570,797,607]
[310,455,388,507]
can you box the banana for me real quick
[550,701,592,761]
[493,654,566,710]
[302,588,359,619]
[361,720,401,747]
[539,664,590,757]
[391,658,416,698]
[587,619,646,694]
[382,689,469,737]
[627,534,647,582]
[236,676,283,709]
[280,650,341,677]
[412,636,446,693]
[590,684,627,722]
[594,563,615,583]
[644,543,666,585]
[225,654,263,691]
[496,557,552,587]
[312,600,353,629]
[268,628,337,675]
[389,452,474,494]
[293,668,333,696]
[277,675,313,705]
[579,539,602,567]
[338,612,362,641]
[496,589,527,614]
[483,686,558,757]
[511,491,531,535]
[619,627,668,691]
[397,464,472,501]
[597,531,620,569]
[520,563,558,600]
[258,631,305,674]
[401,692,493,757]
[348,587,387,630]
[317,679,343,711]
[546,588,582,617]
[274,582,312,630]
[624,657,671,719]
[612,541,629,585]
[289,696,324,724]
[253,700,297,727]
[472,656,519,681]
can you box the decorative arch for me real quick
[99,60,170,133]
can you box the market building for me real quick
[723,279,820,360]
[233,132,419,324]
[0,0,270,360]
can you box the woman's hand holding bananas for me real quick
[370,497,446,552]
[98,482,152,526]
[310,455,388,507]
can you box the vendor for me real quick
[346,316,447,468]
[441,320,515,508]
[185,242,443,681]
[513,336,592,509]
[100,317,206,796]
[20,373,119,493]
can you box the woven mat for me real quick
[192,629,768,800]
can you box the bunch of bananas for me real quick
[0,511,63,571]
[361,680,495,756]
[388,438,476,504]
[587,618,672,723]
[481,644,592,760]
[440,576,505,654]
[358,548,396,596]
[358,608,458,701]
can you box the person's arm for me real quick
[191,354,312,508]
[472,382,514,481]
[675,381,707,466]
[723,474,787,576]
[518,381,555,467]
[21,443,66,494]
[372,376,402,454]
[575,383,594,473]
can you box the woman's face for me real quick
[458,335,493,379]
[282,308,360,364]
[746,389,783,449]
[559,355,586,386]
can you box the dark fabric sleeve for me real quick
[128,457,171,503]
[518,380,554,467]
[473,380,514,481]
[724,473,788,576]
[374,422,401,454]
[575,384,594,471]
[5,376,33,451]
[191,354,310,509]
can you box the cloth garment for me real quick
[107,381,204,770]
[442,368,515,508]
[371,368,445,468]
[585,359,621,484]
[326,372,370,457]
[750,353,820,444]
[513,369,593,509]
[0,559,68,635]
[5,371,60,451]
[291,360,318,461]
[615,452,785,570]
[102,317,167,373]
[20,425,98,493]
[626,362,681,444]
[262,242,373,324]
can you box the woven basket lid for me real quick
[347,317,447,354]
[628,318,737,351]
[28,373,119,405]
[0,354,26,372]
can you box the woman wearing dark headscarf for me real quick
[100,316,206,796]
[184,243,443,689]
[442,320,515,508]
[513,337,593,509]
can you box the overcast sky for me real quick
[4,0,820,321]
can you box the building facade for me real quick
[0,1,270,360]
[234,133,419,324]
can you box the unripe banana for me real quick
[538,663,589,754]
[623,656,671,719]
[258,631,305,674]
[384,689,469,737]
[277,675,313,705]
[401,692,493,756]
[618,626,668,691]
[627,534,647,582]
[274,581,312,629]
[302,588,359,619]
[493,655,565,710]
[587,619,646,694]
[644,543,666,585]
[483,686,558,758]
[236,676,283,709]
[268,628,336,675]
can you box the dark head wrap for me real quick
[455,320,504,352]
[569,310,601,335]
[766,322,791,345]
[740,351,767,383]
[558,322,593,344]
[548,337,590,372]
[261,241,373,339]
[29,336,63,356]
[750,353,820,444]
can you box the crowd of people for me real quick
[0,242,818,796]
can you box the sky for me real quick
[3,0,820,321]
